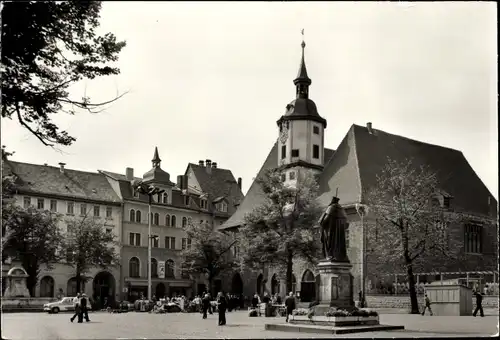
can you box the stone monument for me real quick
[4,266,31,298]
[315,195,354,314]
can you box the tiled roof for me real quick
[98,170,142,182]
[220,141,335,230]
[3,161,121,204]
[186,163,244,216]
[222,124,497,229]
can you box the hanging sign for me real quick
[158,261,166,279]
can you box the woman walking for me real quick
[216,292,227,326]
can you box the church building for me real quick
[220,38,498,303]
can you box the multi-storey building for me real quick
[221,38,498,302]
[1,159,122,305]
[99,148,243,300]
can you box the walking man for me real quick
[70,293,81,323]
[473,290,484,317]
[217,292,227,326]
[79,293,90,322]
[202,293,210,319]
[421,294,433,316]
[284,292,296,323]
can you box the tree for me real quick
[364,157,463,314]
[2,204,64,296]
[239,168,323,294]
[1,1,126,147]
[64,214,119,293]
[181,221,238,296]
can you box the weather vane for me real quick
[301,28,305,48]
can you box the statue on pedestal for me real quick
[318,196,349,263]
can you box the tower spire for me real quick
[294,29,311,98]
[152,146,161,168]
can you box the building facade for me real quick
[220,38,498,303]
[99,148,243,301]
[2,160,122,304]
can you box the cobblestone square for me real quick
[2,311,498,339]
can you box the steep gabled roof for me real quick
[186,163,244,216]
[4,161,121,204]
[221,140,336,230]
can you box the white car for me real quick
[44,297,92,314]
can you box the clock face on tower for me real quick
[280,126,289,144]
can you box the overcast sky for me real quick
[2,2,497,198]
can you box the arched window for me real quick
[165,214,171,227]
[40,276,55,297]
[136,210,142,223]
[166,259,175,278]
[162,192,168,204]
[171,215,177,227]
[182,217,187,228]
[151,258,158,278]
[154,213,159,225]
[129,257,140,278]
[129,209,135,222]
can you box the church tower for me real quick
[276,34,327,185]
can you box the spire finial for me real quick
[301,28,306,49]
[152,146,161,168]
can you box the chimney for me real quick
[198,160,205,167]
[125,167,134,181]
[177,175,184,189]
[366,122,373,134]
[59,162,66,173]
[205,159,212,168]
[212,162,217,169]
[237,177,242,190]
[182,175,188,191]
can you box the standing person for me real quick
[276,294,282,305]
[70,293,81,323]
[207,293,213,314]
[217,292,227,326]
[79,293,90,322]
[473,291,484,317]
[284,292,296,323]
[251,293,259,309]
[421,294,433,316]
[202,293,210,319]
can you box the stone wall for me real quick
[366,294,499,309]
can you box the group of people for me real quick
[70,293,91,323]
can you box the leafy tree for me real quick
[64,214,119,293]
[239,168,323,294]
[2,204,64,296]
[1,1,126,147]
[365,157,463,314]
[181,221,238,296]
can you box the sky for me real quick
[1,2,498,198]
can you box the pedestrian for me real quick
[251,293,259,309]
[473,291,484,317]
[284,292,296,322]
[79,293,90,322]
[421,294,433,316]
[207,293,213,314]
[217,292,227,326]
[276,294,282,305]
[202,293,210,319]
[70,293,81,323]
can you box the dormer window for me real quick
[200,199,208,210]
[162,192,168,204]
[291,149,299,158]
[133,189,139,198]
[289,171,296,180]
[184,195,190,206]
[216,202,228,213]
[313,126,319,134]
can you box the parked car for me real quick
[44,297,75,314]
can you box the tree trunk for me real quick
[208,277,213,297]
[22,256,38,297]
[286,250,293,294]
[76,270,82,294]
[406,263,419,314]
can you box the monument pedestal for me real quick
[314,259,354,316]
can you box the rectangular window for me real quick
[80,204,87,216]
[106,206,112,218]
[162,193,168,204]
[464,224,482,254]
[281,174,286,182]
[313,126,320,134]
[37,198,45,210]
[200,199,208,210]
[281,145,286,159]
[289,171,296,180]
[105,228,113,235]
[50,200,57,212]
[67,202,74,215]
[171,237,176,249]
[152,235,159,248]
[313,144,320,159]
[93,205,100,217]
[129,232,141,246]
[182,238,187,250]
[184,196,190,206]
[23,197,31,209]
[187,238,192,249]
[291,149,299,157]
[443,197,451,209]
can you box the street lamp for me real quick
[134,181,164,301]
[355,203,369,308]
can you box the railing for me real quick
[367,282,499,295]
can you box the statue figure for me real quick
[318,196,349,262]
